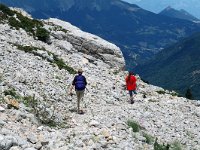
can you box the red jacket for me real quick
[126,75,137,90]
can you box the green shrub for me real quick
[154,138,170,150]
[36,27,50,43]
[127,120,141,132]
[153,139,182,150]
[15,45,38,53]
[4,88,21,99]
[52,54,76,74]
[42,119,57,127]
[52,25,68,33]
[8,17,21,30]
[16,13,35,33]
[15,44,76,74]
[23,95,38,108]
[143,132,154,144]
[1,4,50,43]
[0,4,14,16]
[170,92,179,97]
[21,94,60,127]
[156,90,166,95]
[171,141,182,150]
[0,12,9,22]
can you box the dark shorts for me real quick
[129,90,137,97]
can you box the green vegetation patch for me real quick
[0,4,14,16]
[154,138,182,150]
[3,88,21,99]
[35,27,50,43]
[170,141,182,150]
[170,92,179,97]
[15,44,76,74]
[51,25,69,33]
[15,44,41,53]
[52,54,76,74]
[127,120,141,132]
[0,4,49,43]
[154,138,170,150]
[156,90,180,97]
[23,95,38,108]
[156,90,166,95]
[127,119,183,149]
[142,132,154,144]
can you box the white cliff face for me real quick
[46,18,125,69]
[0,10,200,150]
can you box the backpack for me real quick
[75,75,86,91]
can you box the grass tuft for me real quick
[142,132,154,144]
[127,120,141,132]
[14,44,76,74]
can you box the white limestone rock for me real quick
[0,106,5,112]
[89,120,100,127]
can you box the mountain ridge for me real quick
[126,0,200,19]
[1,0,200,68]
[136,32,200,99]
[159,6,199,22]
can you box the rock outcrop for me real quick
[0,6,200,150]
[46,18,125,70]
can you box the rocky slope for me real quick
[0,7,200,150]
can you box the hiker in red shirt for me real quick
[125,71,137,104]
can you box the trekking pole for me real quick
[85,87,89,92]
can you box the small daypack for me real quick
[75,75,86,91]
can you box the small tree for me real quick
[185,88,193,100]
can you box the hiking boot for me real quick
[130,100,135,104]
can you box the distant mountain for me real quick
[159,6,199,22]
[1,0,200,68]
[124,0,200,19]
[136,32,200,99]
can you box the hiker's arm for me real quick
[84,76,87,86]
[69,84,74,92]
[72,77,76,86]
[69,77,76,94]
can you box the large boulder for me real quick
[46,18,125,70]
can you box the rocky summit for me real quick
[0,6,200,150]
